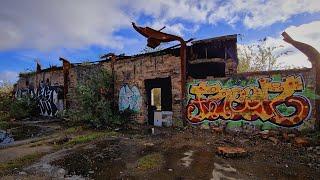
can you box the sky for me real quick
[1,0,320,83]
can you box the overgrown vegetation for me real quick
[137,153,164,171]
[67,68,134,128]
[0,82,37,123]
[237,38,292,73]
[66,132,110,146]
[0,152,45,175]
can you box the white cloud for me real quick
[240,20,320,68]
[0,0,132,51]
[0,0,320,52]
[208,0,320,28]
[277,21,320,68]
[0,71,18,83]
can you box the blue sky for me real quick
[1,0,320,83]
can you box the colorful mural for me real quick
[119,85,141,112]
[186,75,312,127]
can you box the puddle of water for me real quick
[0,123,52,145]
[52,138,127,179]
[211,163,238,180]
[0,130,14,145]
[180,150,194,167]
[48,137,320,180]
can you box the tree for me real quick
[237,38,290,73]
[67,68,133,128]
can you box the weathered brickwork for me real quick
[16,68,64,90]
[15,68,65,116]
[113,54,182,125]
[13,34,319,131]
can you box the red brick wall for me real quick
[113,54,182,125]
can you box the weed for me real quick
[137,153,164,171]
[67,69,133,128]
[65,126,83,134]
[66,132,117,146]
[0,152,45,175]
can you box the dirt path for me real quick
[1,125,320,179]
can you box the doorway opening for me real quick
[151,88,161,110]
[145,77,172,125]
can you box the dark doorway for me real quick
[145,77,172,125]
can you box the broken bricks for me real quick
[294,137,310,147]
[211,126,224,134]
[216,146,247,158]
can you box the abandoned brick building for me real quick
[15,30,320,131]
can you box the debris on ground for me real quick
[294,137,310,147]
[216,146,247,158]
[268,137,279,144]
[259,130,270,139]
[211,127,224,134]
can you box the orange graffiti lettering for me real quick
[186,76,311,127]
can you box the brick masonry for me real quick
[14,36,319,130]
[113,54,182,125]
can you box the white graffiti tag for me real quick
[119,85,141,112]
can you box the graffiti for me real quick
[186,75,312,127]
[37,86,63,116]
[119,85,141,112]
[15,85,63,117]
[15,88,35,98]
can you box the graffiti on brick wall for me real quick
[15,85,63,116]
[186,75,312,127]
[15,88,35,98]
[37,86,63,116]
[119,85,141,112]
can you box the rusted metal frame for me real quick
[132,22,188,126]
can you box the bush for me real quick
[9,95,38,120]
[67,68,132,128]
[0,82,38,121]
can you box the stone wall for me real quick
[186,68,317,131]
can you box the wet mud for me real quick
[49,128,320,179]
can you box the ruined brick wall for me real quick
[15,69,65,116]
[66,62,112,109]
[16,68,64,89]
[186,68,317,131]
[113,54,182,125]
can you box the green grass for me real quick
[0,153,44,175]
[65,126,84,134]
[0,120,9,129]
[66,131,118,146]
[137,153,164,171]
